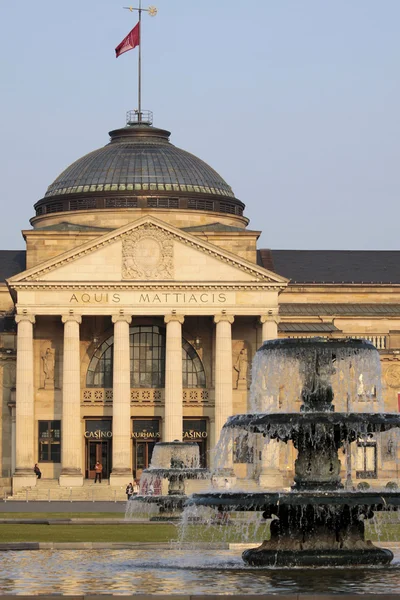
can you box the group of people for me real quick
[125,480,140,500]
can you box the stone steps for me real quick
[232,479,260,492]
[6,483,128,502]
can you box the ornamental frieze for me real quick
[122,225,174,280]
[384,364,400,388]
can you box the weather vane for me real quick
[115,2,158,123]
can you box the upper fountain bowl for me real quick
[249,337,383,414]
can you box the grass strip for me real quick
[0,512,124,519]
[0,524,177,543]
[0,521,398,544]
[0,523,272,544]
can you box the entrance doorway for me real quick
[183,419,208,467]
[84,419,112,480]
[132,418,161,479]
[133,441,156,480]
[87,441,111,480]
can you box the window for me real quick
[130,326,165,388]
[86,326,205,389]
[233,433,254,464]
[356,440,377,479]
[38,421,61,462]
[86,336,114,388]
[182,341,206,388]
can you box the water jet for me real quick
[189,338,400,567]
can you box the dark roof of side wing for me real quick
[0,251,26,281]
[258,250,400,284]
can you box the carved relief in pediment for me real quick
[122,225,174,280]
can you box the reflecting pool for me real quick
[0,549,400,595]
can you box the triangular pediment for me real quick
[8,217,288,287]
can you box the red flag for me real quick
[115,22,140,58]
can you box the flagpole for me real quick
[138,0,142,123]
[120,5,157,123]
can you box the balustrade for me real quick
[81,388,213,406]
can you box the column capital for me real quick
[214,313,234,325]
[164,313,184,325]
[62,314,82,325]
[260,312,280,325]
[15,314,35,325]
[112,314,132,325]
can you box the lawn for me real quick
[0,523,177,543]
[0,522,271,543]
[0,513,398,543]
[0,512,124,520]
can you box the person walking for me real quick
[94,461,102,483]
[133,480,140,496]
[34,464,42,479]
[126,482,133,500]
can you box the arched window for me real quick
[86,326,205,388]
[182,340,205,387]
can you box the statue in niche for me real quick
[3,362,16,389]
[42,347,55,389]
[234,347,249,390]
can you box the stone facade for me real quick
[1,124,399,497]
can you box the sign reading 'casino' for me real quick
[84,429,112,439]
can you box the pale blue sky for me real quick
[1,0,399,250]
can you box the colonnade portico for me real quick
[12,305,282,491]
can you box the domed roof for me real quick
[34,121,244,219]
[45,124,235,199]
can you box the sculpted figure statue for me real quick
[234,347,248,388]
[42,347,55,388]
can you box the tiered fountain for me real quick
[127,441,209,518]
[189,338,400,567]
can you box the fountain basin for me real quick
[188,490,400,510]
[241,547,394,568]
[225,412,400,441]
[141,468,208,478]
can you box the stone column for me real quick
[13,314,37,491]
[164,313,185,442]
[260,312,280,343]
[110,314,132,485]
[10,403,16,477]
[213,313,235,475]
[258,312,284,488]
[60,314,83,487]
